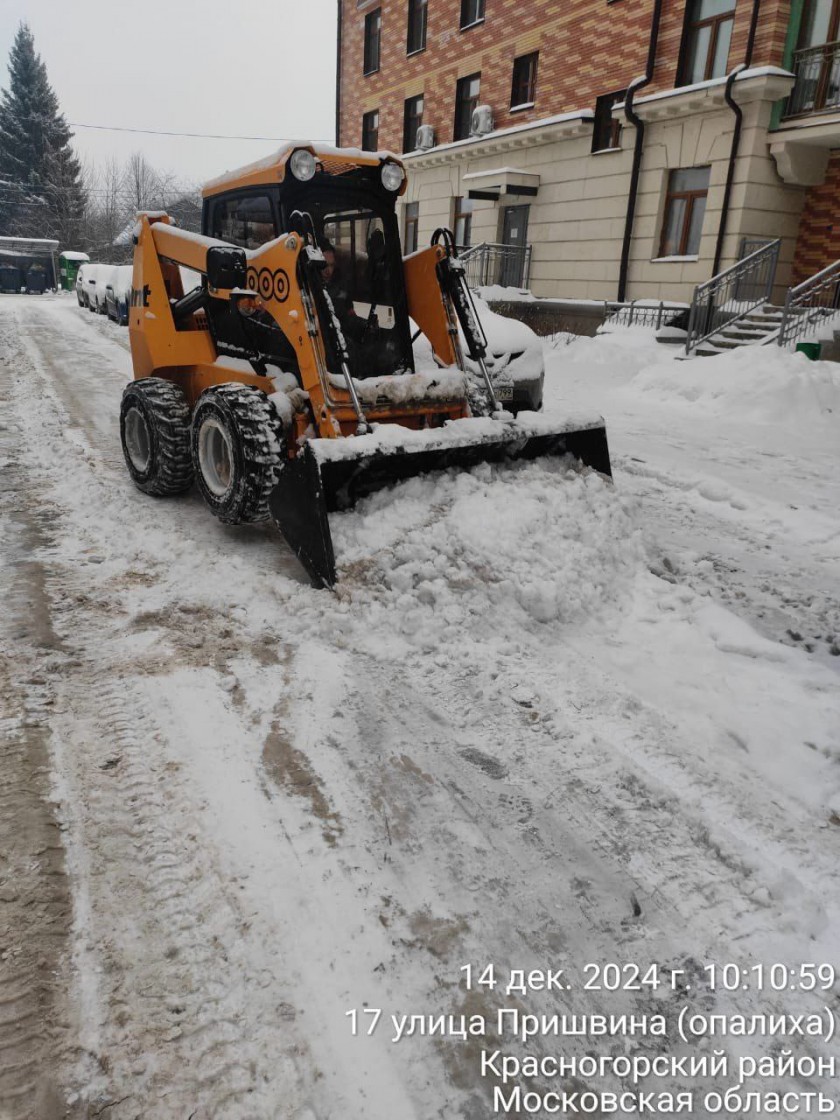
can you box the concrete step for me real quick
[718,328,774,340]
[706,338,743,350]
[743,313,783,324]
[692,346,727,357]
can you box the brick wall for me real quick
[791,150,840,284]
[338,0,790,153]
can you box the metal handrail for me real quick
[784,39,840,117]
[457,241,488,260]
[458,242,532,289]
[777,258,840,347]
[692,238,778,296]
[685,239,780,354]
[602,300,686,329]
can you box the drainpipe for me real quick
[617,0,664,302]
[335,0,343,145]
[712,0,762,276]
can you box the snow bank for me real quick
[631,344,840,424]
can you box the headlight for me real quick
[289,149,316,182]
[380,161,405,191]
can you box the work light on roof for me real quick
[289,149,317,182]
[380,161,405,191]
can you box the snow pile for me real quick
[631,344,840,424]
[472,295,541,356]
[411,298,544,383]
[331,458,642,642]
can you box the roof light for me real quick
[289,149,317,182]
[380,161,405,191]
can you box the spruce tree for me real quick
[0,23,86,243]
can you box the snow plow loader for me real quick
[121,143,610,587]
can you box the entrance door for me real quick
[499,205,529,288]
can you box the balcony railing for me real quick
[458,242,532,290]
[784,39,840,117]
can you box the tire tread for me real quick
[120,378,193,496]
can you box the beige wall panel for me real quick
[533,179,588,204]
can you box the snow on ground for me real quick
[1,294,839,1119]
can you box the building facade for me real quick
[336,0,840,302]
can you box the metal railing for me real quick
[777,259,840,347]
[685,238,780,355]
[784,39,840,117]
[458,242,533,289]
[602,301,686,329]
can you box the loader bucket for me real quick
[269,414,611,589]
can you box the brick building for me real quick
[336,0,840,301]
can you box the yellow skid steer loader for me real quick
[121,143,610,587]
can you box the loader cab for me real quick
[201,147,414,380]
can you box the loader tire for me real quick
[191,383,285,524]
[120,378,193,496]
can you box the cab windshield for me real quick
[280,183,413,379]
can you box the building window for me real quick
[510,52,538,109]
[362,109,379,152]
[404,201,419,253]
[460,0,485,29]
[453,196,474,247]
[592,90,626,151]
[659,167,710,257]
[403,94,424,153]
[407,0,427,54]
[363,9,381,75]
[454,72,481,140]
[679,0,735,85]
[798,0,838,48]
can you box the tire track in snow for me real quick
[0,318,76,1120]
[300,645,837,1105]
[34,563,312,1117]
[2,300,314,1117]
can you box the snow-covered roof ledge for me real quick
[404,110,594,167]
[631,67,795,122]
[461,166,540,198]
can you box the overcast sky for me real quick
[0,0,337,188]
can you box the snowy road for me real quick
[2,294,839,1119]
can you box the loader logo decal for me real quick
[244,267,289,302]
[258,269,274,301]
[130,284,151,308]
[273,269,289,302]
